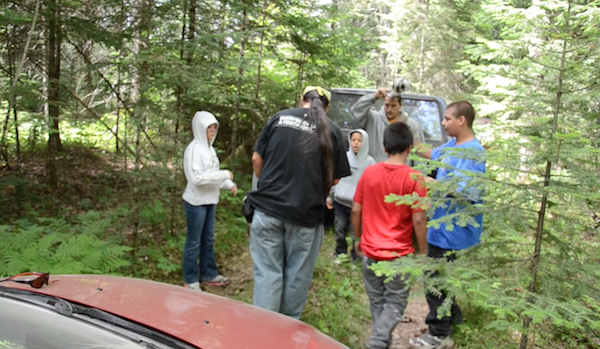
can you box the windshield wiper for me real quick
[0,286,196,349]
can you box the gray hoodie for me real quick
[351,93,425,163]
[182,111,235,206]
[329,129,376,208]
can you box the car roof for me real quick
[330,88,446,103]
[3,275,347,349]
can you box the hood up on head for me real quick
[192,111,219,147]
[347,129,370,160]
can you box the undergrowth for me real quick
[0,145,532,349]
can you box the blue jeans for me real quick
[182,201,218,284]
[249,210,324,319]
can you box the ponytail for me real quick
[302,90,334,196]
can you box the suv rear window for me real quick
[328,91,446,145]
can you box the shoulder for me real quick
[406,115,420,126]
[328,119,345,144]
[363,162,383,175]
[407,168,425,181]
[274,108,305,118]
[465,138,485,151]
[263,108,309,133]
[432,140,453,159]
[328,119,343,134]
[268,108,306,125]
[458,139,486,159]
[440,139,457,148]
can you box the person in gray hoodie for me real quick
[351,80,425,163]
[327,129,376,264]
[182,111,237,291]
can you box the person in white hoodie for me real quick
[182,111,237,291]
[326,129,375,264]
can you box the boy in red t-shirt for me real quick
[352,122,428,349]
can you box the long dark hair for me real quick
[302,90,334,195]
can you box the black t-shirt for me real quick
[248,108,351,227]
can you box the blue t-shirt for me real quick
[427,138,486,250]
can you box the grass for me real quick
[302,232,371,346]
[0,144,523,349]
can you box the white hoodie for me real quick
[329,129,376,208]
[182,111,235,206]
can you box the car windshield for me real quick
[328,91,445,143]
[0,296,150,349]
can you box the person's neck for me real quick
[384,152,409,165]
[387,113,401,123]
[455,129,475,145]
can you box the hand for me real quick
[354,241,364,258]
[227,170,234,180]
[230,184,238,196]
[375,87,388,99]
[326,200,333,210]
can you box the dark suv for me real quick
[328,88,449,147]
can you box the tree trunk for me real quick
[175,0,188,141]
[231,7,247,157]
[186,0,195,65]
[419,0,429,81]
[1,0,41,168]
[252,0,268,135]
[519,1,570,348]
[115,0,126,153]
[13,107,21,170]
[182,0,196,138]
[47,0,62,188]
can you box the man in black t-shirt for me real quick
[248,86,351,319]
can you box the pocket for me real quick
[251,211,284,242]
[241,196,255,223]
[296,226,316,243]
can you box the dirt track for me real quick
[389,295,429,349]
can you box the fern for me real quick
[0,216,131,277]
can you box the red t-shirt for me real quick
[354,163,427,261]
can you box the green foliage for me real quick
[2,0,600,347]
[140,199,167,228]
[0,215,131,277]
[377,2,600,346]
[301,232,371,347]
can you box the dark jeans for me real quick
[333,201,356,258]
[363,257,409,349]
[425,243,463,337]
[182,201,219,284]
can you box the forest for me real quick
[1,0,599,348]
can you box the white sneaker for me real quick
[334,253,349,265]
[409,333,454,349]
[184,282,202,291]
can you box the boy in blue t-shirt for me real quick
[409,101,486,349]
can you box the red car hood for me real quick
[4,274,347,349]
